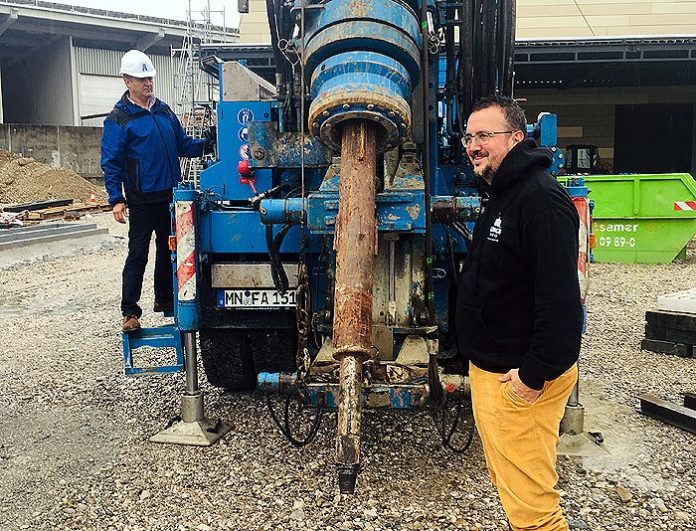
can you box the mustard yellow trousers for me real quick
[469,362,578,531]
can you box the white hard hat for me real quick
[120,50,157,78]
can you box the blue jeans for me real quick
[121,200,172,317]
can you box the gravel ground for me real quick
[0,212,694,531]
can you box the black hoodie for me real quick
[456,138,583,390]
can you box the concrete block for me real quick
[658,288,696,314]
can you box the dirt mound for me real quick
[0,150,106,205]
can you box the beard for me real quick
[474,164,496,184]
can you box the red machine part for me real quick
[573,196,591,303]
[238,159,257,194]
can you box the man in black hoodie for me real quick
[456,95,582,531]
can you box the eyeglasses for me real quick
[463,130,515,147]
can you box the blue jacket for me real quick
[101,93,205,205]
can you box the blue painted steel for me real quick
[309,387,337,409]
[174,187,201,332]
[122,325,184,376]
[301,0,422,152]
[199,100,273,201]
[431,224,467,254]
[301,0,422,79]
[299,384,432,410]
[260,193,481,237]
[259,192,427,234]
[305,23,421,86]
[304,191,427,234]
[247,121,332,169]
[389,387,412,409]
[258,371,280,387]
[259,198,305,225]
[200,209,303,254]
[564,177,590,198]
[528,113,565,176]
[308,52,413,151]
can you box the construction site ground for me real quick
[0,212,694,531]
[0,150,106,206]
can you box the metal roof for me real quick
[514,37,696,88]
[0,0,238,59]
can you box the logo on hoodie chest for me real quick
[487,215,503,242]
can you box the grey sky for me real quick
[64,0,240,27]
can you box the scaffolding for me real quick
[172,0,229,186]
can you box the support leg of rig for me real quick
[333,120,378,494]
[558,379,608,457]
[150,331,233,446]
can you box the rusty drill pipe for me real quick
[332,120,378,494]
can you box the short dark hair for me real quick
[470,94,527,134]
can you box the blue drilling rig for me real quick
[122,0,590,493]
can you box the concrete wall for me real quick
[1,37,75,126]
[0,123,103,180]
[518,85,696,173]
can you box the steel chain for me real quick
[295,263,311,377]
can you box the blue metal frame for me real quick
[120,0,590,401]
[122,325,184,376]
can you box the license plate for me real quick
[217,289,297,309]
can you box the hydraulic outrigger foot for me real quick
[557,382,608,458]
[150,331,232,446]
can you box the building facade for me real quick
[0,1,237,126]
[236,1,696,175]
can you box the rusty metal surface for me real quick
[332,121,377,355]
[248,121,332,168]
[308,89,412,152]
[332,120,378,490]
[336,356,363,465]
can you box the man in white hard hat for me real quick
[101,49,215,332]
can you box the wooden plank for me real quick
[684,393,696,411]
[639,394,696,435]
[22,203,111,221]
[646,310,696,332]
[645,324,696,346]
[4,198,73,212]
[640,338,692,358]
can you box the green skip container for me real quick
[582,173,696,264]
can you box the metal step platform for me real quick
[122,324,184,376]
